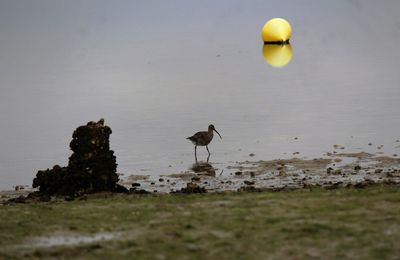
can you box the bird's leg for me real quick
[206,153,210,163]
[206,146,210,156]
[195,145,198,162]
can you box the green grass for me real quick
[1,186,400,259]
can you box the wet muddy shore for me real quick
[122,151,400,194]
[3,151,399,203]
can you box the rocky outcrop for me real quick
[32,119,127,196]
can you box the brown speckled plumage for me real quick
[187,124,222,161]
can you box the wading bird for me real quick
[187,124,222,161]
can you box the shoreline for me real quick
[2,152,400,203]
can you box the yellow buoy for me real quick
[262,44,293,68]
[261,18,292,43]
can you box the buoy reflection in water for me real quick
[262,44,293,68]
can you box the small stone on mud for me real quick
[368,143,372,146]
[150,182,155,185]
[65,196,75,201]
[235,171,242,176]
[173,183,206,194]
[294,137,298,140]
[250,172,255,177]
[132,183,141,187]
[159,178,164,182]
[237,186,260,192]
[249,153,255,157]
[191,176,200,182]
[354,165,361,171]
[334,169,342,175]
[386,171,400,177]
[279,170,287,176]
[129,189,150,194]
[244,180,255,185]
[14,185,24,191]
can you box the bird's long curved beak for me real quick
[214,129,222,139]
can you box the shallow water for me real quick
[1,1,400,189]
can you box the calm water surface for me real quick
[1,1,400,189]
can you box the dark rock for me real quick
[354,165,361,171]
[191,176,201,182]
[173,183,207,194]
[244,180,255,185]
[14,185,25,191]
[115,184,129,193]
[39,194,51,202]
[235,171,242,176]
[129,188,150,194]
[65,196,75,201]
[32,119,122,196]
[327,167,334,174]
[132,183,141,187]
[6,195,27,204]
[159,178,164,182]
[334,169,342,175]
[237,186,261,192]
[279,170,287,176]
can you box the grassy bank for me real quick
[1,186,399,259]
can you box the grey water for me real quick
[1,0,400,190]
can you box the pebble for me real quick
[279,170,287,176]
[191,176,200,182]
[235,171,242,176]
[14,185,24,191]
[334,169,342,175]
[249,153,255,157]
[244,180,255,185]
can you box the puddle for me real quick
[32,232,117,247]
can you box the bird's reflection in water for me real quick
[191,162,215,177]
[191,157,224,177]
